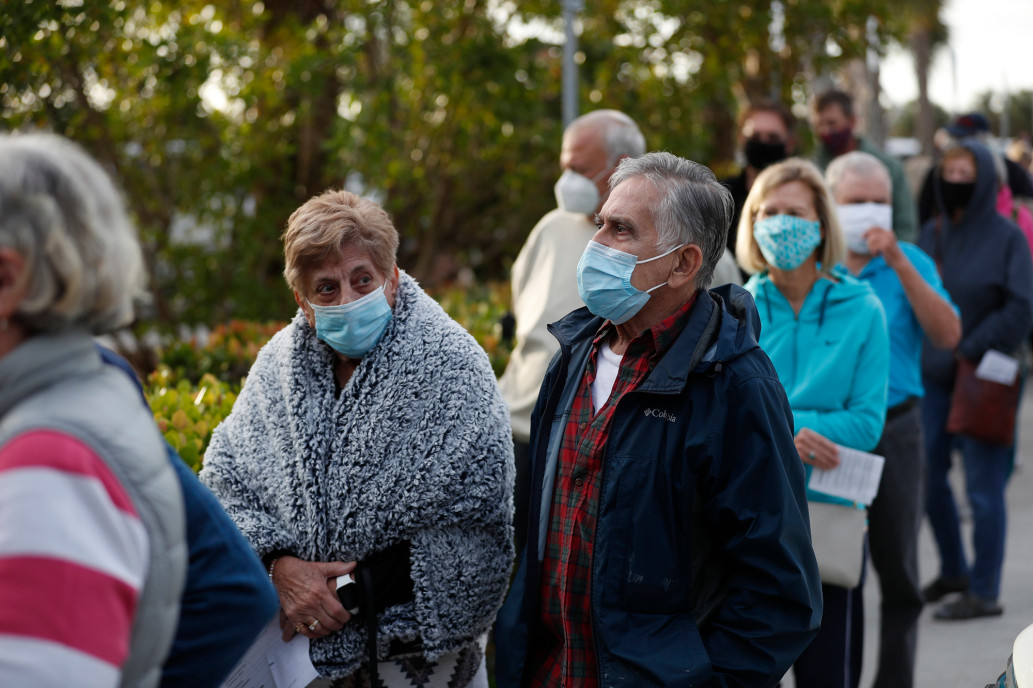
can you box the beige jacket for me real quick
[499,209,596,442]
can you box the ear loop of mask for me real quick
[638,243,685,292]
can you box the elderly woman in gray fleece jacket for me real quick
[200,189,514,688]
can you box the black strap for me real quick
[886,396,919,423]
[358,564,378,687]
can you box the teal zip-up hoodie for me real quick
[745,267,890,504]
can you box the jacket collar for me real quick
[0,329,99,419]
[548,284,763,395]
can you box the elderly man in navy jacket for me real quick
[495,151,822,688]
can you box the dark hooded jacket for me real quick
[494,285,822,688]
[918,141,1033,389]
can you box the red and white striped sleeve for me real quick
[0,430,149,688]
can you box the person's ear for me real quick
[0,248,27,321]
[294,290,316,329]
[668,244,703,289]
[385,265,401,308]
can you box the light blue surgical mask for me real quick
[307,283,392,359]
[576,240,685,325]
[752,214,822,271]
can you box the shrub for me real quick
[159,320,286,386]
[147,369,239,473]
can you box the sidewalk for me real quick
[784,384,1033,687]
[899,382,1033,688]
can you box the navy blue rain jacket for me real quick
[918,140,1033,389]
[494,285,822,688]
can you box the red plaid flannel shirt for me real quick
[530,294,698,687]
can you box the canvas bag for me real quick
[808,500,867,589]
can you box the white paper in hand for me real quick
[220,616,321,688]
[808,445,886,506]
[975,350,1019,385]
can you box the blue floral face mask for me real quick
[307,283,393,359]
[752,214,822,271]
[576,240,684,325]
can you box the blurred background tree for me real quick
[974,88,1033,142]
[1,0,916,328]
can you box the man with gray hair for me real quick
[499,109,645,556]
[495,151,822,687]
[828,150,959,688]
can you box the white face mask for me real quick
[836,202,893,255]
[554,168,606,215]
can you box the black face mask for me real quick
[939,179,976,216]
[743,137,788,171]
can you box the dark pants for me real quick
[868,403,925,688]
[923,382,1012,601]
[513,438,531,559]
[793,580,865,688]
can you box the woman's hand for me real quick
[272,556,357,641]
[795,427,840,471]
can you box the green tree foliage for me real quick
[1,0,910,327]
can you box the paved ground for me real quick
[783,384,1033,688]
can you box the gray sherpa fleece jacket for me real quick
[200,271,514,679]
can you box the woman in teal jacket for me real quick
[738,158,889,688]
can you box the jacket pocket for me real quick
[602,452,694,614]
[598,610,713,686]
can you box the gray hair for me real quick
[825,151,892,199]
[609,151,733,289]
[0,133,145,334]
[568,109,646,167]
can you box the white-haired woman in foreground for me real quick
[0,133,187,687]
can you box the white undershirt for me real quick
[591,342,623,415]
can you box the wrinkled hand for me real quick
[273,556,356,641]
[863,227,904,268]
[794,427,840,471]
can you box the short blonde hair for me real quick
[735,157,845,276]
[283,189,399,294]
[0,133,145,334]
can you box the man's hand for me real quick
[863,227,905,269]
[794,427,840,471]
[272,556,356,641]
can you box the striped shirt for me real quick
[0,430,149,687]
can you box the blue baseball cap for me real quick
[947,112,991,138]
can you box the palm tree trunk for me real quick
[911,28,935,156]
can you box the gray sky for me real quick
[880,0,1033,114]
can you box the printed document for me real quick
[808,445,885,506]
[220,617,321,688]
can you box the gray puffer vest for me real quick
[0,330,187,688]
